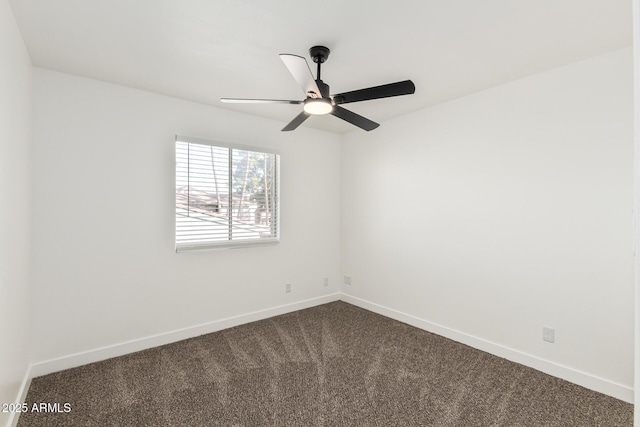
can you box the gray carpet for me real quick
[18,301,632,426]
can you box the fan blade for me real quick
[280,54,322,98]
[332,80,415,105]
[282,111,311,131]
[221,98,302,105]
[331,106,379,131]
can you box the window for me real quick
[175,136,279,251]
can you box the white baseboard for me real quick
[22,291,633,408]
[7,365,32,427]
[340,293,633,403]
[30,293,341,379]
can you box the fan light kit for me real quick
[303,98,333,115]
[221,45,416,131]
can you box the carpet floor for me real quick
[18,301,632,426]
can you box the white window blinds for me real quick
[175,136,279,252]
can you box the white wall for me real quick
[0,1,32,425]
[633,0,640,419]
[30,69,341,365]
[342,48,634,400]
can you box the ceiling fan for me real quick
[221,46,416,132]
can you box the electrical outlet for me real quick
[285,283,291,293]
[344,276,352,285]
[543,327,555,343]
[323,277,329,287]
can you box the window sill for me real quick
[175,239,279,253]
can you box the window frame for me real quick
[175,135,280,252]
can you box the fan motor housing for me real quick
[315,80,330,98]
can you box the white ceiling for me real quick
[9,0,632,134]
